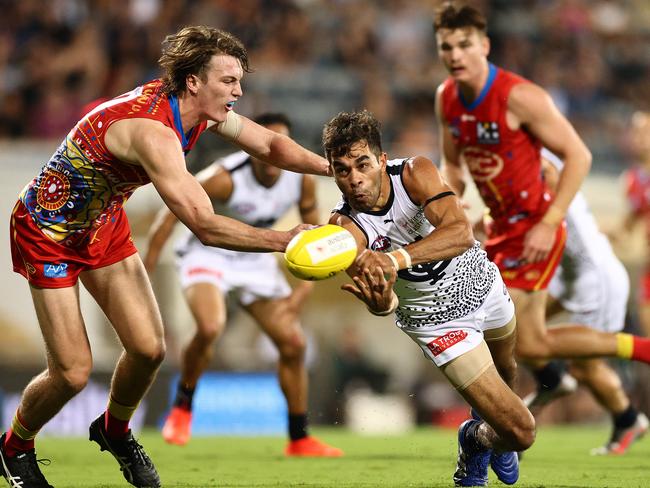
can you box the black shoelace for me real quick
[12,451,52,484]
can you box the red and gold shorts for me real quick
[10,200,138,288]
[485,222,566,291]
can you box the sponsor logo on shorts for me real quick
[426,330,468,356]
[524,270,541,281]
[44,263,68,278]
[501,270,518,281]
[187,267,222,278]
[502,257,524,269]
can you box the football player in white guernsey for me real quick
[144,113,342,457]
[324,110,534,487]
[525,151,648,455]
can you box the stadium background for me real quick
[0,0,649,435]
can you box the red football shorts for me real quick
[10,200,138,288]
[485,222,566,291]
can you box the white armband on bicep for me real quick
[214,111,243,141]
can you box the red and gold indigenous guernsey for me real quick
[11,79,208,288]
[624,165,650,303]
[440,63,566,290]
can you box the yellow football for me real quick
[284,224,358,281]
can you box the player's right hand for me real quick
[522,221,556,263]
[283,223,318,251]
[342,264,397,314]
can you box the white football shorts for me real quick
[400,271,515,367]
[176,246,291,305]
[548,256,629,333]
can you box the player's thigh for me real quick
[485,316,517,376]
[509,287,548,342]
[184,282,227,335]
[545,293,565,318]
[80,253,164,354]
[452,349,532,438]
[569,357,615,382]
[245,298,304,349]
[30,284,92,371]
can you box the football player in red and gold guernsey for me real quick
[621,111,650,337]
[434,3,650,427]
[2,27,329,488]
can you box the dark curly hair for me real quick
[322,110,383,161]
[158,26,251,96]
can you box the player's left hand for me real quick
[342,265,397,313]
[522,221,557,263]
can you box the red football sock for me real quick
[631,336,650,364]
[104,410,130,439]
[4,429,35,457]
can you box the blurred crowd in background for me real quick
[0,0,649,172]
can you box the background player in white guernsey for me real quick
[325,110,534,487]
[528,150,648,455]
[144,113,342,457]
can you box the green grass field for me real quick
[32,425,649,488]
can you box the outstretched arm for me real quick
[298,175,320,225]
[143,162,234,271]
[112,118,303,252]
[209,112,330,176]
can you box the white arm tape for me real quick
[386,252,399,270]
[214,111,243,141]
[394,248,412,268]
[367,292,399,316]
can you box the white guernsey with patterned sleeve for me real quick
[333,158,514,366]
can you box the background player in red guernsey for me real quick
[2,26,329,488]
[433,4,595,403]
[620,111,650,337]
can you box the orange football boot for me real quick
[162,407,192,446]
[285,436,343,457]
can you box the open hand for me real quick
[342,265,397,314]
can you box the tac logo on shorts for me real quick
[426,330,468,357]
[502,257,524,270]
[524,270,541,281]
[44,263,68,278]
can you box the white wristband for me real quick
[386,252,399,270]
[367,292,399,316]
[394,248,412,268]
